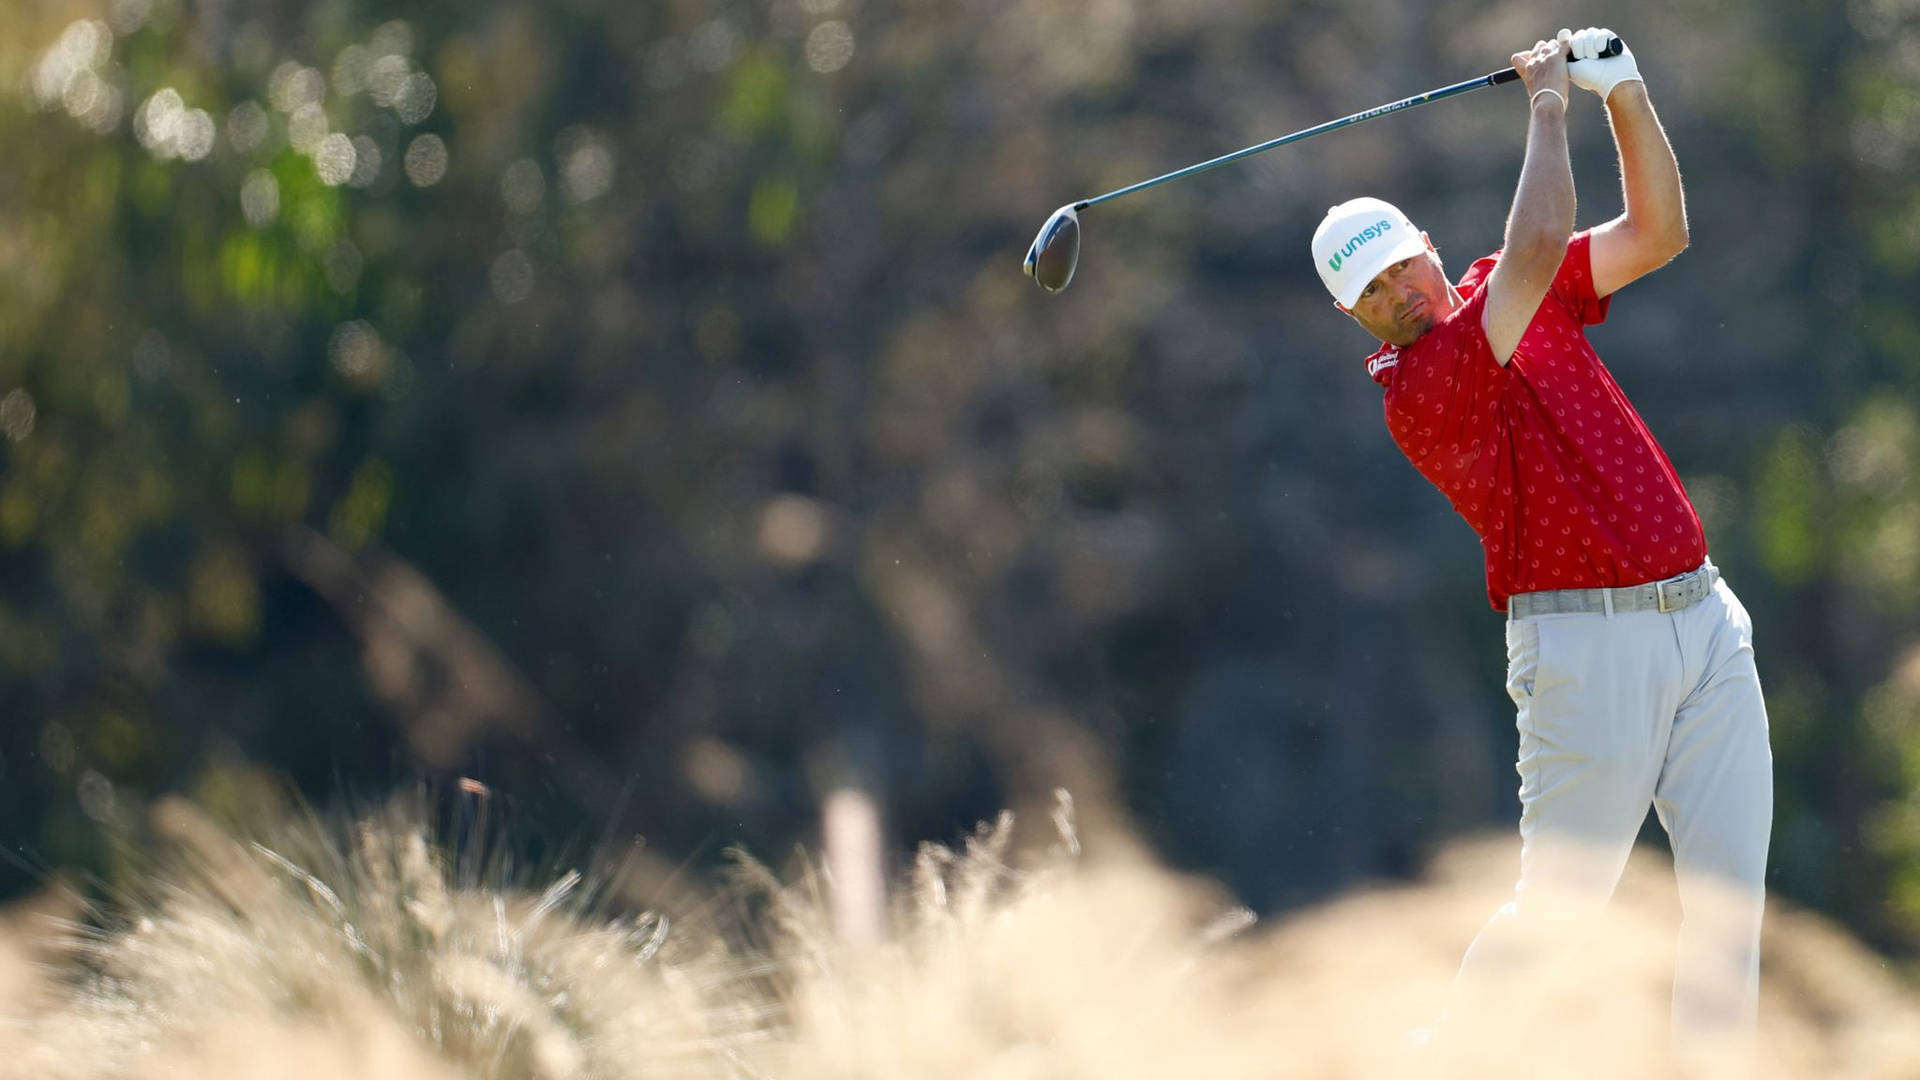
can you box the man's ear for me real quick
[1421,230,1437,253]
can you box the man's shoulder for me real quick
[1459,251,1501,291]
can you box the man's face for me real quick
[1339,235,1455,347]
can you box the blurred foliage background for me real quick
[2,0,1919,961]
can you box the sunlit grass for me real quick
[2,789,1918,1078]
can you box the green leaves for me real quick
[720,51,790,139]
[749,177,800,247]
[1754,424,1824,587]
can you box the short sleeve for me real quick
[1550,230,1610,326]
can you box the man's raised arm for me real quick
[1570,29,1690,297]
[1481,38,1576,367]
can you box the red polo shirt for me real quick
[1363,231,1706,611]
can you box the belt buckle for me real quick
[1656,574,1682,613]
[1656,568,1697,613]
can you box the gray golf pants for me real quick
[1455,575,1774,1050]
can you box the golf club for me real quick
[1023,37,1621,294]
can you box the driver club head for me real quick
[1023,205,1081,293]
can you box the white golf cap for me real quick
[1311,197,1427,308]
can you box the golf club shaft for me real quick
[1075,43,1617,212]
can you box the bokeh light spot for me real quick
[349,135,383,187]
[267,61,325,113]
[370,20,414,59]
[62,67,125,134]
[806,21,855,74]
[313,132,358,186]
[0,389,38,443]
[32,20,114,110]
[404,133,448,186]
[133,88,180,147]
[690,19,742,73]
[109,0,151,34]
[643,38,688,91]
[329,320,387,383]
[489,249,535,305]
[134,88,216,161]
[556,128,614,203]
[332,44,371,96]
[240,168,280,227]
[288,102,329,154]
[368,54,411,108]
[683,738,751,802]
[395,72,437,124]
[758,494,829,567]
[176,109,215,160]
[227,100,270,154]
[78,771,118,823]
[501,158,545,215]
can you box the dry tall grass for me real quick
[1,792,1915,1078]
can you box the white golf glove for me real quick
[1560,27,1641,103]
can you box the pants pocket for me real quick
[1506,617,1540,707]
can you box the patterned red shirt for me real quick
[1363,231,1706,611]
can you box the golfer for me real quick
[1312,29,1773,1052]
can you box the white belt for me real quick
[1507,561,1719,619]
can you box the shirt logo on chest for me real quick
[1368,347,1400,378]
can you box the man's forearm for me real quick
[1505,94,1577,263]
[1606,82,1687,250]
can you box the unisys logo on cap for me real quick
[1327,219,1396,273]
[1312,197,1427,308]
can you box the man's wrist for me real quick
[1530,87,1568,114]
[1603,77,1649,108]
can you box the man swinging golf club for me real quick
[1315,28,1773,1056]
